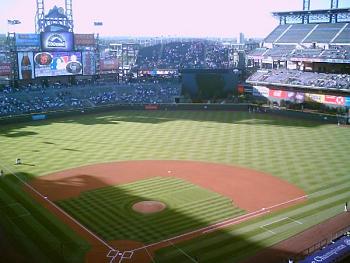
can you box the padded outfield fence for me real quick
[0,103,340,125]
[293,223,350,262]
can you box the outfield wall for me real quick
[0,103,339,125]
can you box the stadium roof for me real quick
[272,8,350,17]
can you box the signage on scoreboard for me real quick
[74,34,95,46]
[41,32,74,52]
[34,51,82,77]
[15,34,40,48]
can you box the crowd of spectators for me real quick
[0,82,181,117]
[136,40,231,70]
[248,69,350,90]
[248,45,350,61]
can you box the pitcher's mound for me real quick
[132,201,166,214]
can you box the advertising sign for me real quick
[0,53,11,76]
[18,52,35,80]
[0,63,11,76]
[345,97,350,107]
[74,34,95,46]
[269,89,288,99]
[253,86,269,98]
[324,95,345,106]
[34,52,82,77]
[100,58,119,72]
[41,32,74,52]
[82,51,96,75]
[15,34,40,48]
[300,236,350,263]
[305,93,325,104]
[286,91,305,103]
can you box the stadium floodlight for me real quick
[93,21,103,26]
[7,19,21,25]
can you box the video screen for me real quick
[41,32,74,52]
[34,52,83,77]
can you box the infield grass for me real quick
[56,177,244,243]
[1,110,350,262]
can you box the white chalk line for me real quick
[131,194,308,253]
[0,159,115,251]
[0,158,309,262]
[168,240,198,263]
[202,209,271,234]
[260,216,304,235]
[144,247,156,263]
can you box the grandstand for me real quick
[135,40,232,70]
[247,1,350,95]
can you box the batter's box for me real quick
[260,217,303,235]
[122,251,133,259]
[0,202,31,219]
[107,249,119,258]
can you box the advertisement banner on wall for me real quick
[324,95,345,106]
[100,58,119,72]
[34,51,82,77]
[286,91,305,103]
[305,93,325,104]
[41,32,74,52]
[300,236,350,263]
[82,51,96,75]
[18,52,35,80]
[15,34,40,48]
[253,86,269,98]
[74,34,95,46]
[269,89,288,99]
[345,97,350,107]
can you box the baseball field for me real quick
[0,109,349,263]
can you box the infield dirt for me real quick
[28,160,307,262]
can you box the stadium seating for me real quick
[333,23,350,43]
[264,45,296,58]
[276,24,316,44]
[303,23,345,44]
[247,69,350,90]
[0,83,181,117]
[264,22,350,45]
[136,40,231,70]
[264,25,290,44]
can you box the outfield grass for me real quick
[1,110,350,262]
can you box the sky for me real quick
[1,0,350,38]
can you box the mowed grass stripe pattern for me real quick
[1,110,350,262]
[1,111,349,193]
[0,175,89,263]
[155,179,350,263]
[56,177,244,243]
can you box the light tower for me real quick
[303,0,310,11]
[35,0,74,33]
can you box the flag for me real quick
[94,22,103,26]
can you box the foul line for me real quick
[132,194,308,253]
[168,241,198,263]
[0,159,115,251]
[144,247,156,263]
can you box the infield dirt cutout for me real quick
[28,160,307,263]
